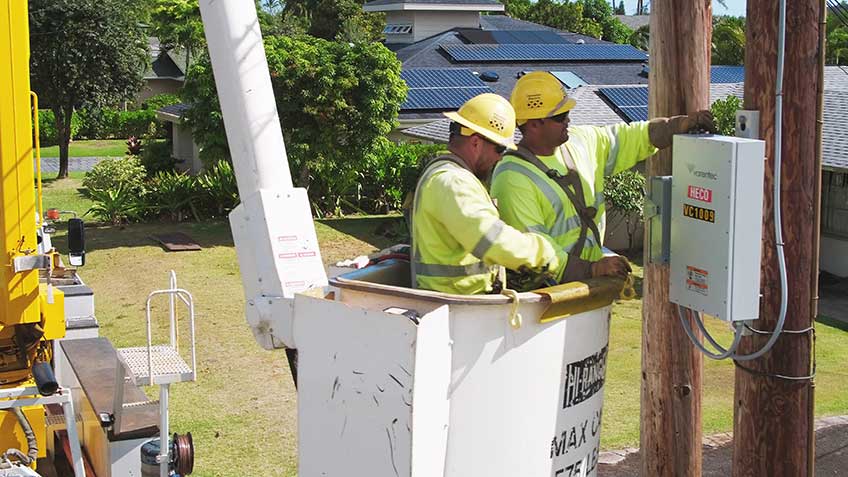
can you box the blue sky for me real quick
[619,0,746,17]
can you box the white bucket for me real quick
[293,261,616,477]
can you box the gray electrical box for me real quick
[669,135,766,322]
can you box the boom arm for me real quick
[197,1,328,350]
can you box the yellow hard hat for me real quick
[511,71,577,125]
[443,93,517,150]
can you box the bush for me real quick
[359,139,442,214]
[147,171,198,221]
[141,139,176,176]
[197,160,239,216]
[711,95,742,136]
[75,107,119,140]
[141,93,181,111]
[37,110,81,146]
[117,109,158,138]
[82,157,147,195]
[604,169,646,250]
[85,186,146,225]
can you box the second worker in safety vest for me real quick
[411,93,561,295]
[491,71,715,289]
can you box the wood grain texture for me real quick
[732,1,820,476]
[641,1,711,475]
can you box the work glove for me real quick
[648,110,716,149]
[591,256,632,279]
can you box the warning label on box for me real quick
[686,266,709,296]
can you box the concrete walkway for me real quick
[599,416,848,476]
[35,156,111,174]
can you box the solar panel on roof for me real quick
[441,44,648,63]
[400,69,493,111]
[401,69,485,89]
[598,87,649,123]
[711,66,745,84]
[402,87,492,111]
[550,71,587,89]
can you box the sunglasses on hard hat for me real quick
[547,111,570,123]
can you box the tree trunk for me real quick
[641,1,711,476]
[732,1,820,475]
[54,106,72,179]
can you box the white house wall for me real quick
[386,11,480,42]
[821,235,848,277]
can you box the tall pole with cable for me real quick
[640,1,710,476]
[732,0,821,475]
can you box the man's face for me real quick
[474,134,507,178]
[541,111,570,147]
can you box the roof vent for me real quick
[479,71,499,82]
[383,24,413,35]
[576,39,586,44]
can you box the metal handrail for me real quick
[143,272,197,385]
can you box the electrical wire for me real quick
[679,0,790,361]
[728,0,790,361]
[677,304,743,360]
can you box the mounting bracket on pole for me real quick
[645,175,672,264]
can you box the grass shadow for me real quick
[318,215,407,249]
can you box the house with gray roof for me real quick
[143,37,186,103]
[365,0,505,44]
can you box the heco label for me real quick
[687,185,713,203]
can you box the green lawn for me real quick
[39,139,128,158]
[39,172,93,216]
[41,210,848,474]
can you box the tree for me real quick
[629,24,650,51]
[29,0,147,178]
[506,0,632,43]
[826,9,848,65]
[282,0,384,42]
[615,1,626,15]
[149,0,205,72]
[711,95,742,136]
[712,16,745,65]
[604,170,645,251]
[182,35,406,214]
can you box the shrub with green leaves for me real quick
[360,139,442,213]
[197,160,239,216]
[82,157,147,195]
[147,170,198,222]
[141,93,181,111]
[604,169,646,251]
[117,109,158,138]
[183,34,406,214]
[37,110,81,146]
[85,186,146,225]
[141,138,176,176]
[710,95,742,136]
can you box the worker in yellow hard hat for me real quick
[410,93,560,294]
[490,71,714,289]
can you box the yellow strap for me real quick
[501,288,523,329]
[620,274,637,300]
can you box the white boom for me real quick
[197,0,328,350]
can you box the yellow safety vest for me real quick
[412,154,560,295]
[490,122,657,285]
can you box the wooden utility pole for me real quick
[640,2,710,476]
[732,0,821,475]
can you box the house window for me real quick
[823,170,848,238]
[383,24,413,35]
